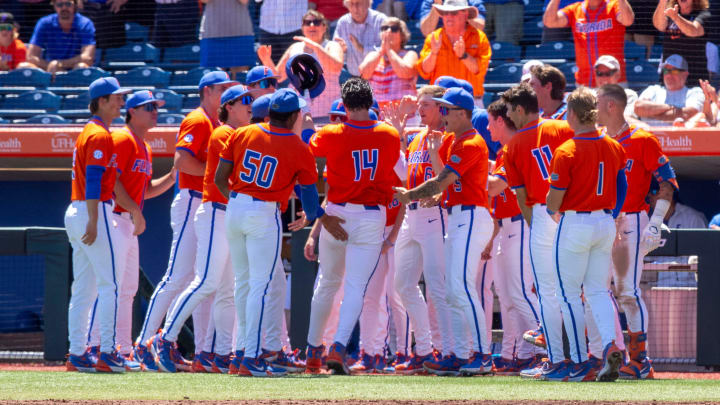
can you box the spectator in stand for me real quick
[4,0,54,42]
[593,54,646,128]
[310,0,347,26]
[376,0,408,20]
[634,54,704,127]
[653,0,711,86]
[359,17,418,109]
[417,0,491,106]
[697,78,720,125]
[482,0,523,45]
[23,0,95,74]
[625,0,656,58]
[419,0,485,37]
[528,64,567,120]
[334,0,387,76]
[648,188,708,228]
[199,0,255,80]
[543,0,634,87]
[79,0,127,49]
[0,13,27,70]
[258,10,343,118]
[152,0,200,49]
[520,59,543,82]
[541,0,580,43]
[257,0,308,65]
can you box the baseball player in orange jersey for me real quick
[304,77,403,375]
[85,91,175,370]
[138,71,236,370]
[543,0,634,87]
[151,85,254,374]
[390,85,455,374]
[545,87,627,382]
[596,84,678,380]
[215,88,323,377]
[500,83,575,377]
[485,100,545,375]
[394,87,494,377]
[65,77,135,373]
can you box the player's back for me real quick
[71,119,115,202]
[111,127,152,212]
[310,120,401,206]
[175,107,216,192]
[491,146,521,219]
[505,119,573,206]
[203,124,235,204]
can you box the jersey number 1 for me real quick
[531,145,553,180]
[240,149,278,189]
[352,149,379,181]
[596,162,604,196]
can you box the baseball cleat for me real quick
[523,327,547,349]
[228,350,245,375]
[372,354,386,374]
[260,349,279,363]
[538,360,571,382]
[86,346,100,364]
[192,351,215,373]
[305,344,325,371]
[515,354,543,373]
[423,353,465,376]
[619,357,655,380]
[459,352,493,376]
[133,344,158,372]
[492,356,519,376]
[66,352,97,373]
[150,333,177,373]
[596,342,623,382]
[349,351,373,373]
[270,350,306,373]
[326,342,350,375]
[237,356,287,377]
[96,350,137,373]
[520,358,550,379]
[394,353,430,375]
[383,352,409,373]
[567,360,597,382]
[211,353,231,374]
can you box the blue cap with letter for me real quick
[125,90,165,109]
[246,65,280,85]
[269,88,307,113]
[198,70,237,90]
[286,53,326,99]
[89,77,131,99]
[252,94,273,118]
[220,84,252,105]
[434,76,474,95]
[329,98,346,116]
[433,87,475,111]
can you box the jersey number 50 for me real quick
[239,149,278,189]
[352,149,379,181]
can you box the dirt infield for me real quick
[0,401,716,405]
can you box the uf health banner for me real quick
[0,126,719,157]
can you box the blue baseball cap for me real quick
[89,77,131,100]
[220,84,252,106]
[286,53,325,99]
[433,87,474,111]
[252,94,273,118]
[269,88,307,113]
[369,109,379,120]
[329,98,346,116]
[434,76,474,95]
[125,90,165,109]
[198,71,237,90]
[246,65,279,85]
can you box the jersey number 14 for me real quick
[352,149,379,181]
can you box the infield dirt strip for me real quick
[3,401,719,405]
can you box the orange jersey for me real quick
[549,131,626,212]
[310,120,401,206]
[406,128,452,190]
[220,123,318,212]
[175,107,218,192]
[203,124,235,204]
[111,127,152,213]
[562,0,627,86]
[444,129,489,208]
[612,126,677,213]
[491,147,521,219]
[504,119,574,207]
[71,118,116,202]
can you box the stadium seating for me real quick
[49,67,109,95]
[125,22,150,43]
[58,93,91,119]
[25,114,71,124]
[1,90,61,112]
[114,66,171,89]
[103,43,159,69]
[484,63,523,93]
[490,42,522,65]
[158,113,186,125]
[558,62,578,86]
[521,17,543,45]
[161,44,202,70]
[0,68,51,89]
[152,89,183,112]
[182,93,201,112]
[524,41,575,62]
[169,67,223,94]
[624,41,648,60]
[626,60,660,89]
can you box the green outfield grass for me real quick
[1,372,720,402]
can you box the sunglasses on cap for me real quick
[256,78,277,89]
[0,24,13,31]
[54,1,74,8]
[228,95,255,106]
[595,69,617,77]
[662,67,685,75]
[303,19,324,27]
[439,106,463,116]
[381,25,401,33]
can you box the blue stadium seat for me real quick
[524,0,545,18]
[490,42,522,63]
[53,67,109,87]
[125,22,150,43]
[482,92,495,107]
[1,90,61,112]
[58,93,91,119]
[0,68,52,88]
[558,62,578,85]
[183,94,201,110]
[524,41,575,61]
[162,43,201,66]
[339,68,352,85]
[484,63,523,93]
[521,17,543,45]
[626,60,660,87]
[158,113,185,125]
[114,66,171,89]
[649,44,663,62]
[169,67,223,93]
[104,43,159,64]
[624,41,647,60]
[26,114,71,124]
[152,89,183,112]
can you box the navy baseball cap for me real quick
[286,53,326,99]
[198,71,236,90]
[246,65,279,85]
[329,98,346,116]
[269,88,307,113]
[434,76,474,95]
[89,77,131,100]
[125,90,165,109]
[251,94,273,118]
[369,109,379,120]
[433,87,474,111]
[220,84,252,105]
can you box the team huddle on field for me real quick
[63,62,678,383]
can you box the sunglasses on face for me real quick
[662,67,685,75]
[439,106,463,116]
[303,19,324,27]
[595,69,617,77]
[256,78,277,89]
[142,103,159,112]
[439,10,462,17]
[381,25,400,33]
[330,114,347,122]
[0,24,13,31]
[228,95,255,106]
[55,1,74,8]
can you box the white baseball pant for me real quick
[394,205,451,356]
[612,211,650,334]
[553,210,618,364]
[383,240,409,357]
[307,202,386,348]
[585,287,626,357]
[492,215,543,360]
[475,257,494,349]
[313,268,343,349]
[225,193,287,359]
[445,205,493,359]
[528,204,564,364]
[66,200,126,355]
[135,189,210,351]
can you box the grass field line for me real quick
[2,372,720,402]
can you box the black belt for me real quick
[498,213,523,227]
[577,209,612,214]
[446,205,476,215]
[211,202,227,211]
[188,189,202,198]
[336,202,380,211]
